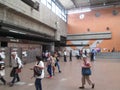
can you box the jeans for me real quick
[35,78,42,90]
[0,77,6,84]
[11,67,20,84]
[64,55,67,62]
[55,61,61,72]
[47,65,52,77]
[11,73,20,84]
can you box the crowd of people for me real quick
[0,49,95,90]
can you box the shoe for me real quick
[79,86,85,89]
[92,83,95,89]
[9,83,14,87]
[47,76,52,79]
[59,71,61,73]
[16,80,20,82]
[3,81,6,85]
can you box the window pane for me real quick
[56,6,61,18]
[47,0,51,9]
[41,0,46,5]
[52,2,56,13]
[47,0,51,3]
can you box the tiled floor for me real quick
[0,57,120,90]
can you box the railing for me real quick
[96,52,120,59]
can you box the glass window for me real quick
[47,0,51,3]
[56,6,61,18]
[47,0,51,9]
[52,2,56,13]
[41,0,67,22]
[41,0,47,5]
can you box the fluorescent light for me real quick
[9,30,26,35]
[1,26,26,35]
[68,8,91,14]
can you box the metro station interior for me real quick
[0,0,120,90]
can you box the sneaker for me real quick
[79,86,85,89]
[92,83,95,89]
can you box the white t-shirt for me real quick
[12,56,23,68]
[36,61,44,79]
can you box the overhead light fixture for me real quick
[1,26,26,35]
[68,8,91,14]
[9,30,26,35]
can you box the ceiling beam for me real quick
[71,0,77,8]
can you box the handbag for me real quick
[34,66,42,76]
[33,61,42,76]
[82,68,91,75]
[16,68,22,73]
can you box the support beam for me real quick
[71,0,77,8]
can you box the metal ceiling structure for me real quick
[57,0,120,10]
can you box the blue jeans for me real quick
[35,78,42,90]
[55,61,61,72]
[47,64,52,77]
[64,55,67,62]
[11,67,20,84]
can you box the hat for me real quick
[11,52,17,55]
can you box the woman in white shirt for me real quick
[33,56,44,90]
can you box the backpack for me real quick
[33,61,42,76]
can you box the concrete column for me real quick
[50,42,55,53]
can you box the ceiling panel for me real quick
[58,0,75,9]
[58,0,120,10]
[74,0,90,7]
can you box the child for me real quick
[0,56,6,85]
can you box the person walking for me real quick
[9,52,23,87]
[54,52,61,73]
[46,53,52,78]
[51,54,56,76]
[0,56,6,85]
[79,55,95,89]
[31,56,44,90]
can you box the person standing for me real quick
[0,56,6,85]
[90,49,96,61]
[31,56,44,90]
[79,55,95,89]
[63,50,67,62]
[69,50,72,61]
[9,52,23,87]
